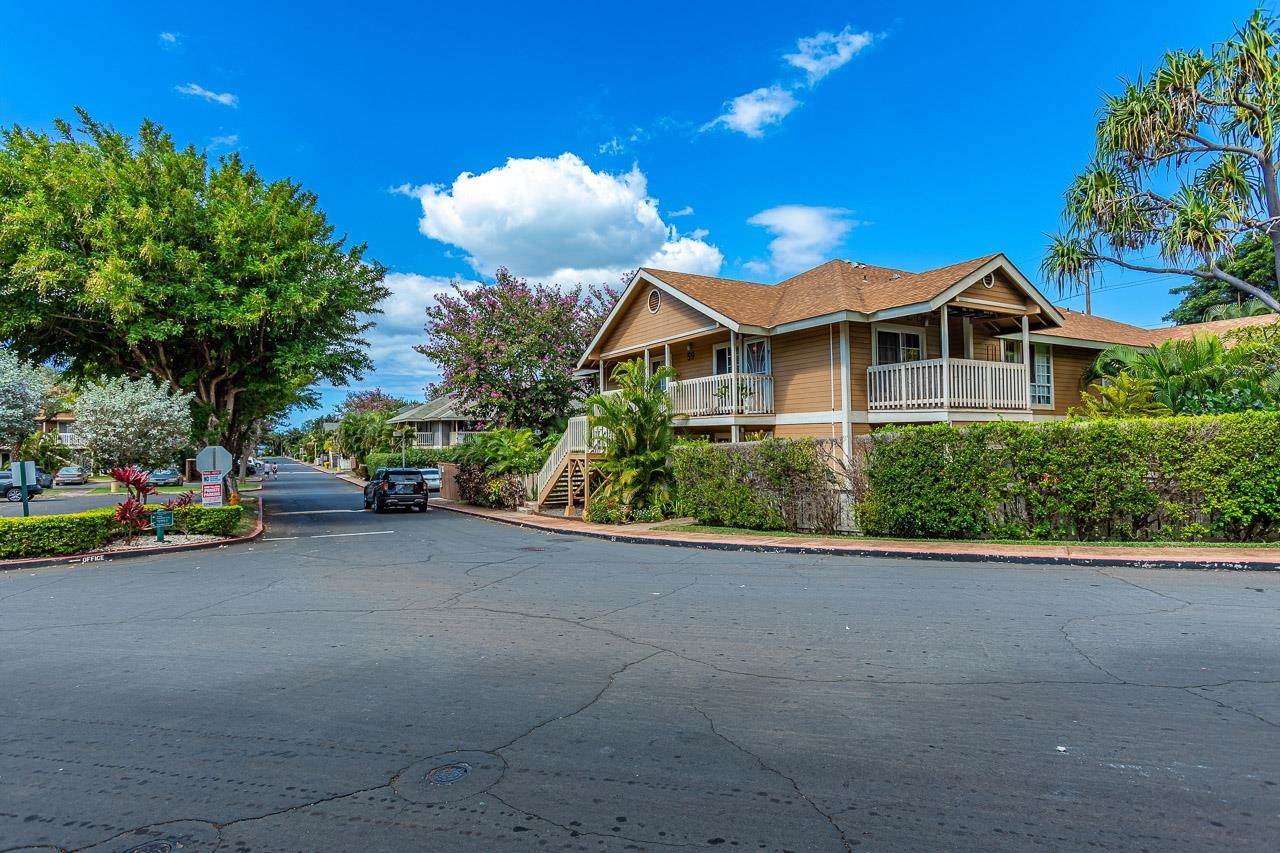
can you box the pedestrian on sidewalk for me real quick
[271,462,279,481]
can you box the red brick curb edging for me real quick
[431,500,1280,572]
[0,496,265,573]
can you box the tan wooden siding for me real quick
[774,422,838,440]
[602,330,728,390]
[772,326,837,413]
[848,323,872,411]
[957,269,1029,308]
[598,287,715,355]
[1047,344,1096,416]
[969,321,1007,362]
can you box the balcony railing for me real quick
[867,358,1028,411]
[55,432,85,448]
[595,374,775,417]
[669,373,774,416]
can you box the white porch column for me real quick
[729,330,739,440]
[664,343,671,368]
[940,305,951,413]
[962,317,973,358]
[838,321,852,458]
[1021,314,1031,408]
[644,348,651,379]
[598,361,606,392]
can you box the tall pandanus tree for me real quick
[1043,10,1280,314]
[584,358,679,511]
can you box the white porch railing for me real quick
[666,373,774,416]
[867,358,1028,411]
[55,432,85,448]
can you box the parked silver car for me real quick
[419,467,443,491]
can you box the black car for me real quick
[0,471,44,502]
[363,468,428,513]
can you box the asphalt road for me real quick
[1,458,1277,852]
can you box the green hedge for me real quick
[173,505,244,536]
[859,412,1280,541]
[364,448,460,472]
[0,508,116,559]
[672,439,841,532]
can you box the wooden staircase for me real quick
[533,416,606,514]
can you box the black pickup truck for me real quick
[363,468,428,513]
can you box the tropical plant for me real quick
[1073,375,1173,418]
[18,431,74,472]
[0,110,389,456]
[336,409,397,461]
[417,268,618,433]
[1089,333,1279,414]
[455,428,552,475]
[75,375,194,470]
[1203,296,1276,320]
[585,358,678,512]
[1043,10,1280,313]
[1165,234,1279,323]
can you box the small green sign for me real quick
[151,510,175,528]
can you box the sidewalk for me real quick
[430,499,1280,571]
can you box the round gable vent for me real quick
[647,289,662,313]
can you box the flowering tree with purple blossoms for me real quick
[417,268,618,434]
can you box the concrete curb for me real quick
[432,502,1280,572]
[0,496,265,573]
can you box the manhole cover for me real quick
[394,750,505,804]
[428,763,472,785]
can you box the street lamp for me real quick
[393,430,405,467]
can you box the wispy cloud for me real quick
[598,137,624,155]
[208,134,239,150]
[158,31,181,49]
[747,205,858,275]
[784,27,874,85]
[668,206,694,217]
[703,85,799,138]
[704,25,876,138]
[175,83,238,107]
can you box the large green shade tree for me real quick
[1044,10,1280,314]
[0,110,389,457]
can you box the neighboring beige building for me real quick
[385,395,480,448]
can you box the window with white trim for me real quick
[713,343,731,375]
[1031,344,1053,406]
[874,329,923,365]
[1005,341,1053,405]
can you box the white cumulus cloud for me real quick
[747,205,858,275]
[784,27,874,84]
[158,31,180,48]
[399,153,722,286]
[703,85,800,138]
[175,83,238,107]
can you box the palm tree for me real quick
[584,358,678,511]
[1202,297,1277,321]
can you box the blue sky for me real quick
[1,1,1263,417]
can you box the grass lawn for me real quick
[651,522,1280,549]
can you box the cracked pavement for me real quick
[1,459,1277,851]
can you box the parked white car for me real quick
[419,467,443,491]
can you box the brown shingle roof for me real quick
[1151,313,1279,342]
[1035,308,1158,346]
[642,253,1003,328]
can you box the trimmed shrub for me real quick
[584,494,630,524]
[858,412,1280,541]
[173,505,244,536]
[364,448,460,472]
[672,439,841,532]
[0,508,116,559]
[455,463,526,509]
